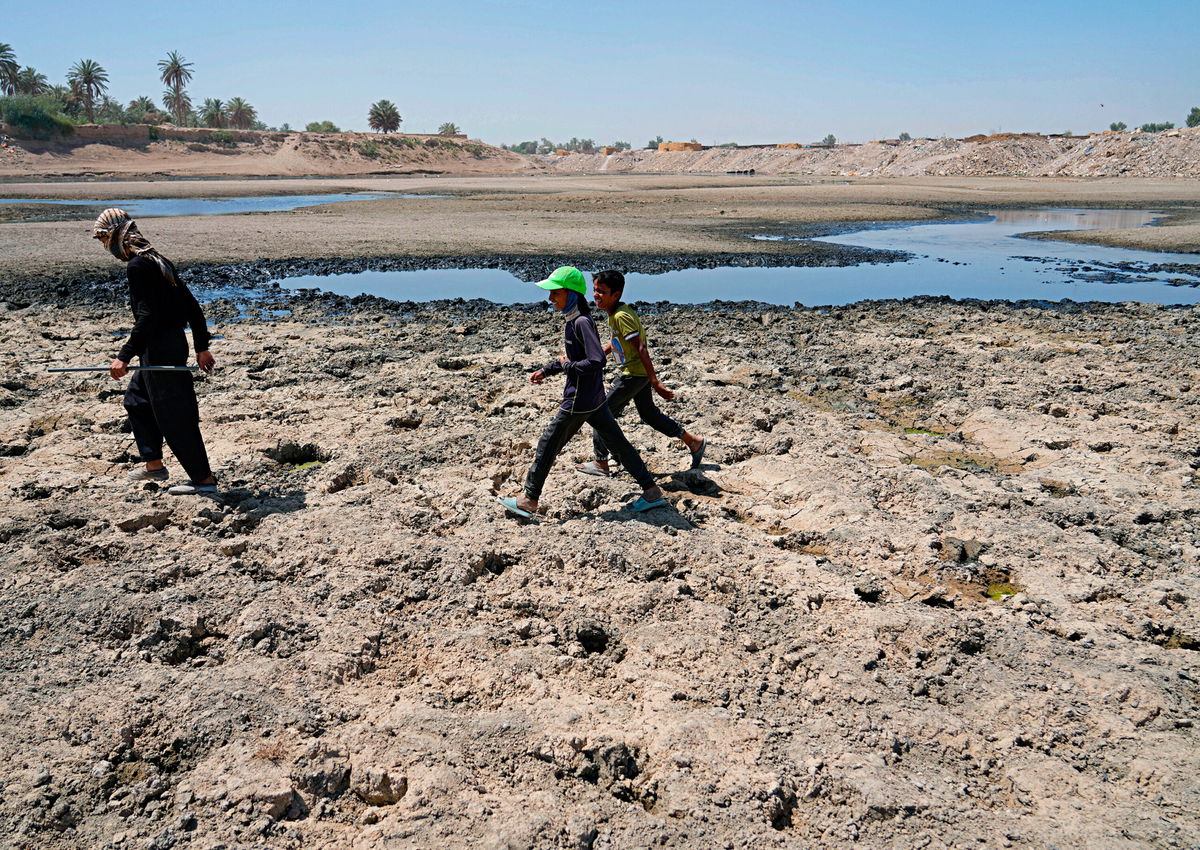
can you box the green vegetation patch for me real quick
[902,449,1021,475]
[985,582,1023,601]
[0,94,75,140]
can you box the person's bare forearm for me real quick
[636,340,661,385]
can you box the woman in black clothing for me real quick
[92,208,217,496]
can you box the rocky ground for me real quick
[1,275,1198,849]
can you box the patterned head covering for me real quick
[92,208,178,285]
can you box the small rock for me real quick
[353,768,407,805]
[117,511,172,533]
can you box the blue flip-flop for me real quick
[689,437,707,470]
[497,496,534,518]
[628,495,668,513]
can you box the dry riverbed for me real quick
[2,176,1200,285]
[1,286,1198,849]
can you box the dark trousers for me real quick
[593,374,684,462]
[123,329,212,482]
[524,404,656,501]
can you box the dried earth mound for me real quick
[554,128,1200,179]
[0,126,549,180]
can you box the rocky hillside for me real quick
[553,127,1200,179]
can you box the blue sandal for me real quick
[689,437,707,470]
[629,495,667,513]
[497,496,534,518]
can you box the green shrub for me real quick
[1109,121,1127,132]
[356,140,380,158]
[148,126,159,140]
[1187,108,1199,129]
[209,129,235,147]
[0,94,75,140]
[1140,122,1174,133]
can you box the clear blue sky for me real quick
[6,0,1197,144]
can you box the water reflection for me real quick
[0,192,441,217]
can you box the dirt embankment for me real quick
[0,125,550,180]
[1,289,1199,849]
[554,128,1200,179]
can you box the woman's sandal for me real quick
[575,461,612,478]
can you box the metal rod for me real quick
[47,366,201,373]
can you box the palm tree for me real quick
[127,96,163,124]
[0,44,18,96]
[16,66,48,96]
[368,99,401,133]
[162,89,193,125]
[200,98,226,128]
[67,59,108,123]
[157,51,194,124]
[226,97,256,129]
[97,95,126,124]
[48,84,76,114]
[438,122,461,136]
[128,96,156,114]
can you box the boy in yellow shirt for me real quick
[577,269,706,477]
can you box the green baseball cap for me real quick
[535,266,587,295]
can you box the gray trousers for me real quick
[593,374,684,462]
[524,404,656,501]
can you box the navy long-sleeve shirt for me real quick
[541,313,606,413]
[116,255,210,363]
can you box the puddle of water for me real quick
[0,193,442,217]
[803,207,1200,302]
[264,208,1200,307]
[190,207,1198,308]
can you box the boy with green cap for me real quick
[577,269,706,477]
[498,266,667,518]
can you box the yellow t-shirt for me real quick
[607,303,648,377]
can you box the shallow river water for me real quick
[265,209,1200,306]
[1,193,436,217]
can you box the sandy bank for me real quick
[0,127,549,180]
[553,127,1200,179]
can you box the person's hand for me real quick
[653,381,675,401]
[530,369,545,385]
[197,350,216,374]
[109,358,128,380]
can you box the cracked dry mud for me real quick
[1,293,1198,850]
